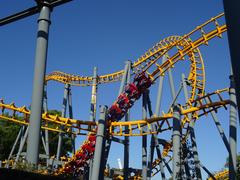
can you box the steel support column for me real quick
[26,4,51,165]
[43,84,50,166]
[6,126,25,168]
[102,61,130,170]
[204,97,231,153]
[182,74,202,179]
[56,84,69,162]
[91,105,107,180]
[142,91,148,180]
[229,74,237,180]
[67,85,75,154]
[89,67,98,180]
[172,105,181,180]
[90,67,98,122]
[223,0,240,122]
[124,61,131,180]
[14,126,29,168]
[148,56,172,178]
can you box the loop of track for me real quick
[0,13,228,178]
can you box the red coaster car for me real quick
[125,83,140,100]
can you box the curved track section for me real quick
[62,12,226,177]
[0,99,97,135]
[1,13,228,178]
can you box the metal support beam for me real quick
[14,126,29,168]
[6,126,25,168]
[172,105,181,180]
[67,85,75,154]
[0,0,72,26]
[102,61,130,172]
[43,84,50,166]
[199,163,216,180]
[182,74,202,179]
[142,91,148,180]
[229,74,237,180]
[91,106,107,180]
[147,57,168,179]
[26,5,51,166]
[204,97,231,153]
[56,84,69,162]
[90,67,98,122]
[182,143,191,179]
[223,0,240,122]
[124,61,131,180]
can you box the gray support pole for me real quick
[124,61,131,180]
[166,56,176,99]
[67,85,75,154]
[147,56,170,178]
[229,74,237,180]
[89,67,97,180]
[26,5,51,166]
[118,62,129,95]
[91,105,107,180]
[56,84,69,162]
[40,131,47,155]
[199,163,216,180]
[43,84,50,166]
[90,67,98,122]
[182,143,191,179]
[182,74,202,179]
[223,1,240,122]
[205,97,231,153]
[142,91,148,180]
[6,126,25,168]
[172,105,181,180]
[14,126,29,168]
[102,61,130,169]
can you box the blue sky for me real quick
[0,0,239,179]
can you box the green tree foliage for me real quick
[0,110,72,161]
[0,120,21,160]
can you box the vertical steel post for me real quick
[89,67,98,180]
[223,0,240,122]
[172,105,181,180]
[182,74,202,179]
[182,143,191,179]
[91,105,107,180]
[56,84,69,162]
[124,61,131,180]
[67,85,75,154]
[26,4,51,165]
[90,67,98,122]
[142,91,148,180]
[14,126,29,168]
[147,57,168,179]
[43,84,49,166]
[229,74,237,180]
[102,61,130,169]
[166,56,176,99]
[6,126,24,168]
[205,97,231,153]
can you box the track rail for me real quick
[0,99,96,135]
[208,169,229,180]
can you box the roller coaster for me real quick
[0,1,239,180]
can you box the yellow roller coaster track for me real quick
[0,99,97,135]
[0,13,228,178]
[0,88,229,137]
[208,169,229,180]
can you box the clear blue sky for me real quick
[0,0,239,179]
